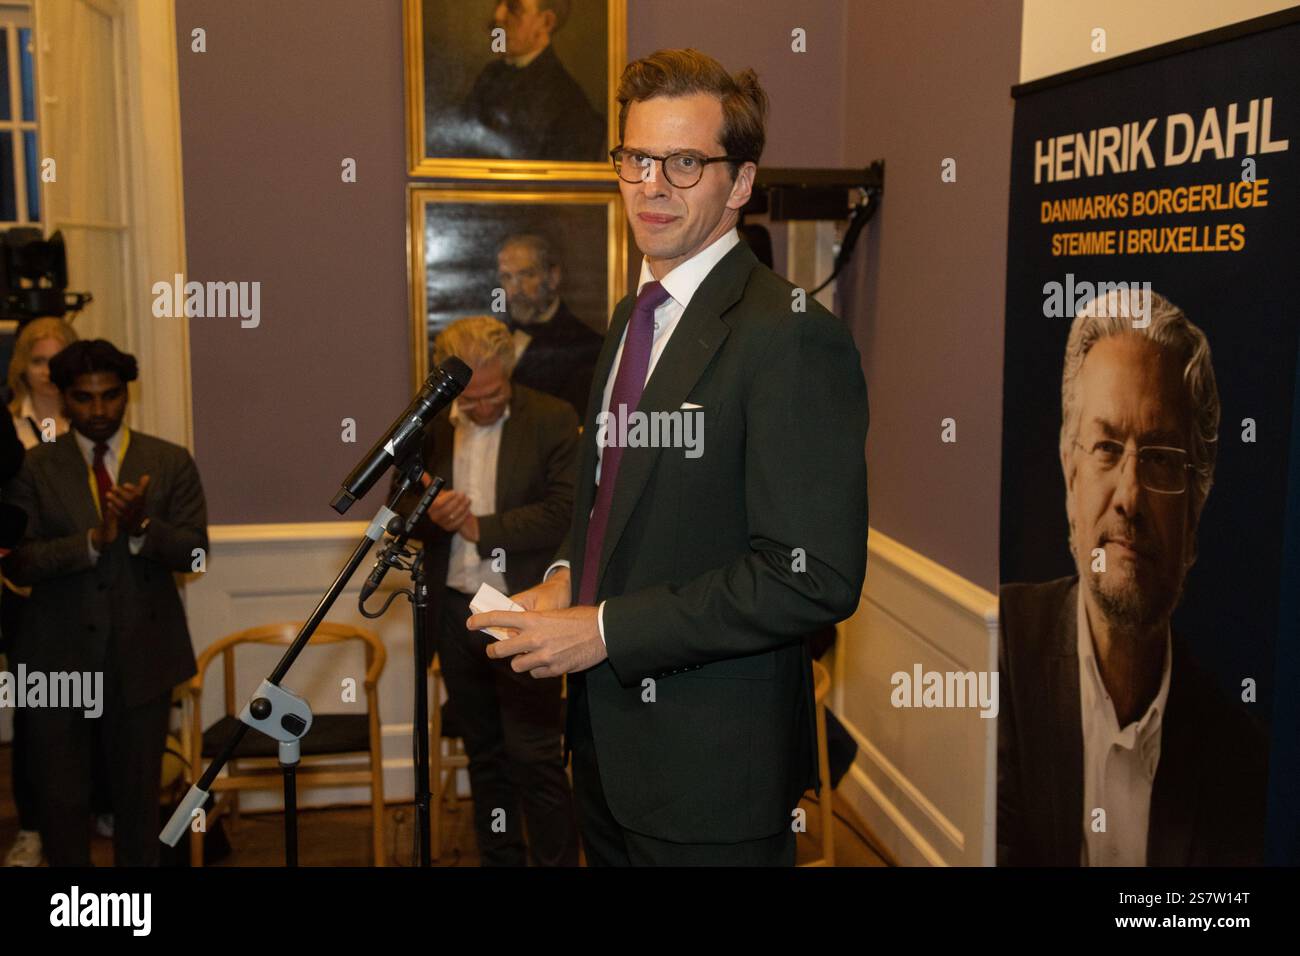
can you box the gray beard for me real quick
[508,291,557,326]
[1084,565,1182,633]
[509,302,542,324]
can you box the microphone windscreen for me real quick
[441,357,472,389]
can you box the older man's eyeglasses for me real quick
[1073,439,1193,494]
[456,386,510,412]
[610,147,747,188]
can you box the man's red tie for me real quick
[577,280,672,605]
[92,442,112,516]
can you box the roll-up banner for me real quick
[998,13,1299,866]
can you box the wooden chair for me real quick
[801,658,836,867]
[428,653,468,861]
[181,622,387,866]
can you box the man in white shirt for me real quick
[998,290,1268,866]
[404,316,580,866]
[469,49,870,865]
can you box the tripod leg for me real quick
[284,763,298,867]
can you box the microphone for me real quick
[330,358,472,514]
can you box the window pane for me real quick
[0,28,11,122]
[0,131,15,220]
[24,129,38,221]
[19,27,33,121]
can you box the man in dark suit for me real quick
[497,232,603,415]
[460,0,605,162]
[402,315,580,866]
[997,290,1267,866]
[4,339,208,866]
[999,576,1267,865]
[469,49,869,865]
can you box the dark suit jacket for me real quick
[998,575,1268,865]
[511,301,604,416]
[0,410,23,485]
[3,429,208,708]
[399,385,578,640]
[462,43,605,162]
[559,240,870,844]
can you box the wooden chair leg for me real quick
[371,767,386,867]
[815,697,835,866]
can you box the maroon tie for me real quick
[578,281,671,605]
[92,442,112,516]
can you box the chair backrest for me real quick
[191,622,386,718]
[812,658,831,703]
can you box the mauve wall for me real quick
[631,0,1019,590]
[176,0,410,524]
[626,1,847,166]
[176,0,847,525]
[839,1,1021,591]
[177,0,1018,591]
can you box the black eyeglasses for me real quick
[1072,439,1193,494]
[610,147,749,188]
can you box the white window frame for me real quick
[0,1,38,228]
[28,0,192,448]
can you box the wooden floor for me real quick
[0,743,889,867]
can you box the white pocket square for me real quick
[680,402,703,410]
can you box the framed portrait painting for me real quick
[408,186,627,407]
[405,0,625,180]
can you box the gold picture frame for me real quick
[408,185,628,388]
[405,0,625,181]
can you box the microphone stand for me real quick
[357,450,447,867]
[159,450,442,867]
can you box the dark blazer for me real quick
[560,239,870,844]
[998,575,1268,866]
[462,44,605,162]
[511,301,604,416]
[3,429,208,708]
[402,384,578,632]
[0,410,23,485]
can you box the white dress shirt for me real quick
[14,395,68,450]
[77,425,146,560]
[595,228,740,482]
[444,401,511,597]
[1077,589,1172,866]
[548,228,742,643]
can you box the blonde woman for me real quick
[2,317,75,866]
[8,316,77,449]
